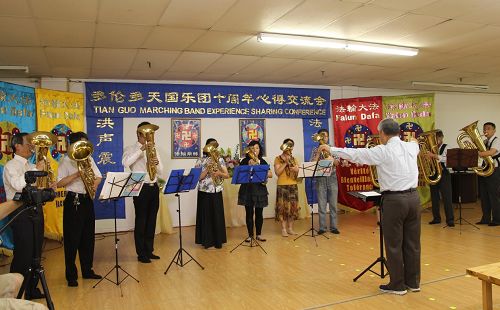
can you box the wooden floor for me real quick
[1,202,499,310]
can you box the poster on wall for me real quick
[171,118,201,159]
[239,119,266,156]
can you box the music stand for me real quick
[229,164,270,254]
[93,172,145,288]
[294,160,333,246]
[447,148,480,231]
[349,191,388,282]
[164,168,205,275]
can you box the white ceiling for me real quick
[1,0,500,93]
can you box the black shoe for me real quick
[138,256,151,263]
[379,284,407,295]
[330,228,340,234]
[83,271,102,279]
[27,287,46,299]
[476,221,490,225]
[67,280,78,287]
[429,220,441,225]
[149,254,161,259]
[488,222,499,226]
[446,222,455,227]
[317,229,326,235]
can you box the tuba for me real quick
[28,131,57,188]
[457,121,494,177]
[68,140,97,199]
[280,141,297,179]
[312,132,331,159]
[417,130,442,185]
[366,135,380,188]
[137,124,159,180]
[203,141,224,186]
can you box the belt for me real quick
[67,191,90,199]
[381,188,417,195]
[144,182,157,187]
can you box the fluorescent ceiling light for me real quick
[257,33,418,56]
[0,65,29,73]
[412,81,489,90]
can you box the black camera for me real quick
[13,171,56,206]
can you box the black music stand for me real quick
[349,191,388,282]
[447,148,480,231]
[93,172,145,289]
[230,164,270,254]
[294,160,334,246]
[164,168,204,275]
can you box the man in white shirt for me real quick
[319,118,421,295]
[57,132,102,287]
[477,122,500,226]
[2,132,46,300]
[122,122,164,263]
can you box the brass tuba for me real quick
[312,132,331,159]
[366,134,380,188]
[68,140,97,199]
[203,141,224,186]
[28,131,57,188]
[280,141,297,179]
[137,123,159,180]
[457,121,494,177]
[417,130,442,185]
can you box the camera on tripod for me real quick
[13,171,56,206]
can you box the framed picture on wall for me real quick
[239,119,266,157]
[171,118,201,159]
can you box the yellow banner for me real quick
[35,89,84,240]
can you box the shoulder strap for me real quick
[439,143,447,155]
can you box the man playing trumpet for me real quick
[57,132,102,287]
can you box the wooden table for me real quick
[466,262,500,310]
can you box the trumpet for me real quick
[203,141,224,186]
[366,135,380,188]
[417,130,442,185]
[137,123,159,180]
[280,141,297,179]
[27,131,57,188]
[312,132,331,159]
[457,121,494,177]
[68,140,97,199]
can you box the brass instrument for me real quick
[312,132,331,159]
[203,141,224,186]
[68,140,97,199]
[27,131,57,188]
[244,146,259,165]
[457,121,494,177]
[366,135,380,188]
[137,123,159,180]
[280,141,297,179]
[417,130,442,185]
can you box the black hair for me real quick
[283,138,294,145]
[205,138,217,145]
[247,140,263,159]
[317,129,328,135]
[137,121,151,129]
[10,132,28,156]
[68,131,89,145]
[435,130,444,138]
[484,122,496,129]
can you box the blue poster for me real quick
[171,119,201,159]
[0,82,36,251]
[239,119,266,156]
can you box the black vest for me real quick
[486,137,500,167]
[439,143,447,169]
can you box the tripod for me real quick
[94,199,139,288]
[11,204,55,310]
[453,171,479,232]
[165,193,204,274]
[353,204,388,282]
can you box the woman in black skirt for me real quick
[194,138,229,249]
[238,140,272,242]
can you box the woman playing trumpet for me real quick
[237,140,272,242]
[274,138,301,237]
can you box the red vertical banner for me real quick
[332,97,383,211]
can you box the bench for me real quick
[466,262,500,310]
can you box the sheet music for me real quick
[298,160,333,178]
[359,191,381,197]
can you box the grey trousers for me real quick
[381,190,421,290]
[315,174,339,231]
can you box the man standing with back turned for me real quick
[319,118,421,295]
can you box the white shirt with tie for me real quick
[57,155,102,194]
[2,155,36,200]
[122,141,164,183]
[328,136,420,192]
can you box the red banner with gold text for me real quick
[332,96,383,211]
